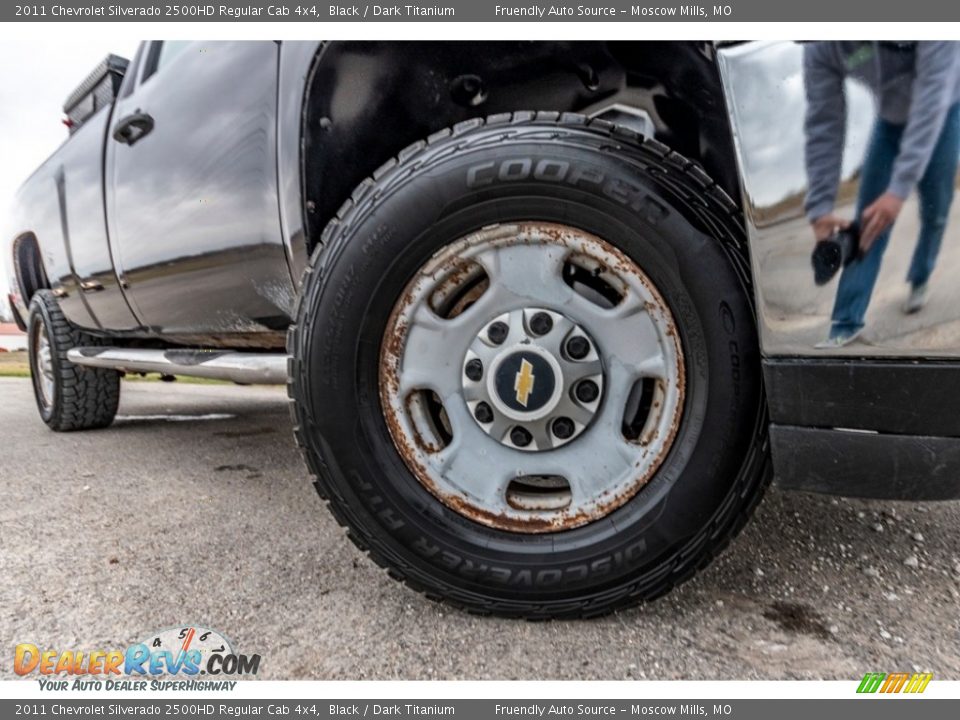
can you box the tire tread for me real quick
[29,290,120,432]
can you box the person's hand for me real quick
[860,192,904,252]
[811,214,850,242]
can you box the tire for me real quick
[28,289,120,431]
[289,112,770,618]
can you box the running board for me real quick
[66,347,287,385]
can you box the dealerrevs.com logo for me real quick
[14,626,260,691]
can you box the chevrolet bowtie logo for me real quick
[514,359,536,407]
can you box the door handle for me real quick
[112,111,154,146]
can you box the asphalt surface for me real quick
[1,376,959,680]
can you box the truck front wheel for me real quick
[289,112,769,617]
[28,290,120,431]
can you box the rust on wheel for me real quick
[379,222,685,533]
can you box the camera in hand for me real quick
[811,221,860,286]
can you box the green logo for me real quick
[857,672,932,694]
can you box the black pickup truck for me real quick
[7,41,960,618]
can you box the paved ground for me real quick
[1,376,959,680]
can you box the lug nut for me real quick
[529,312,553,336]
[575,379,600,403]
[474,402,494,424]
[566,335,591,359]
[487,321,509,345]
[464,358,483,381]
[510,426,532,447]
[552,417,575,440]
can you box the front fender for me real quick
[718,40,960,361]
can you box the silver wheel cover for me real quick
[380,222,685,533]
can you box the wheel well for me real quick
[12,232,49,303]
[300,41,743,256]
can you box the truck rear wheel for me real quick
[28,290,120,431]
[289,112,769,617]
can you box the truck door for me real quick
[104,41,296,339]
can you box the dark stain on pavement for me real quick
[763,601,833,640]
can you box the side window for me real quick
[140,41,192,84]
[117,43,145,99]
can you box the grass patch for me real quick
[0,352,29,377]
[126,375,231,386]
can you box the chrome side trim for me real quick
[67,348,287,385]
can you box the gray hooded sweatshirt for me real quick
[803,41,960,222]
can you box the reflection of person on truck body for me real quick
[803,41,960,348]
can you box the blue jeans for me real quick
[830,102,960,338]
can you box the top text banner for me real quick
[6,0,960,22]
